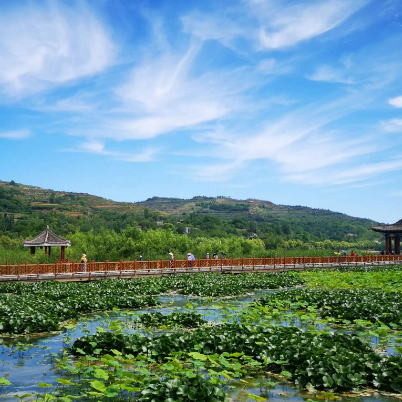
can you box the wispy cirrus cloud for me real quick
[257,0,369,49]
[71,41,262,141]
[307,65,357,84]
[182,0,368,52]
[181,12,246,49]
[187,88,399,185]
[0,2,116,97]
[33,94,98,113]
[0,130,31,140]
[65,139,159,163]
[381,93,402,132]
[2,0,402,196]
[1,0,371,161]
[382,119,402,132]
[307,34,402,89]
[389,96,402,108]
[289,157,402,186]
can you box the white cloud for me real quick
[186,89,397,185]
[0,130,31,140]
[80,139,105,154]
[181,12,246,48]
[117,148,159,163]
[289,157,402,186]
[182,0,367,52]
[55,37,261,143]
[256,0,367,49]
[340,179,390,190]
[307,65,356,84]
[382,119,402,132]
[272,135,376,174]
[307,37,402,89]
[2,0,399,192]
[389,96,402,108]
[108,44,258,140]
[65,139,158,163]
[188,161,245,182]
[0,2,116,97]
[257,59,277,73]
[36,95,97,113]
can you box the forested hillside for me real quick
[0,180,382,260]
[139,196,381,245]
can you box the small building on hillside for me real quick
[24,226,71,259]
[371,219,402,255]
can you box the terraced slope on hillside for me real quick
[138,196,374,223]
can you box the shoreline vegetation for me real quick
[0,228,382,265]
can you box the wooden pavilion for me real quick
[24,226,71,259]
[371,219,402,255]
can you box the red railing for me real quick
[0,254,401,277]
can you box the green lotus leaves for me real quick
[257,288,402,325]
[72,322,402,392]
[0,272,302,334]
[136,312,206,328]
[138,375,228,402]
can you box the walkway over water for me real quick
[0,255,401,282]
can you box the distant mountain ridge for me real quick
[0,180,147,216]
[0,180,376,223]
[138,196,375,223]
[0,180,380,243]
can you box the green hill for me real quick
[0,180,381,245]
[138,196,381,245]
[139,196,367,222]
[0,180,147,215]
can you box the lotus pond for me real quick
[0,267,401,401]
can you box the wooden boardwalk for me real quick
[0,255,401,282]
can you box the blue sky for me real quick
[1,0,402,223]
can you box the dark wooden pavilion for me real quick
[371,219,402,255]
[24,226,71,259]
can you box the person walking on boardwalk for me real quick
[81,254,87,272]
[169,252,174,268]
[188,252,195,267]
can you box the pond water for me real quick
[0,289,400,402]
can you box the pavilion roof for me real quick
[371,219,402,234]
[24,226,71,247]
